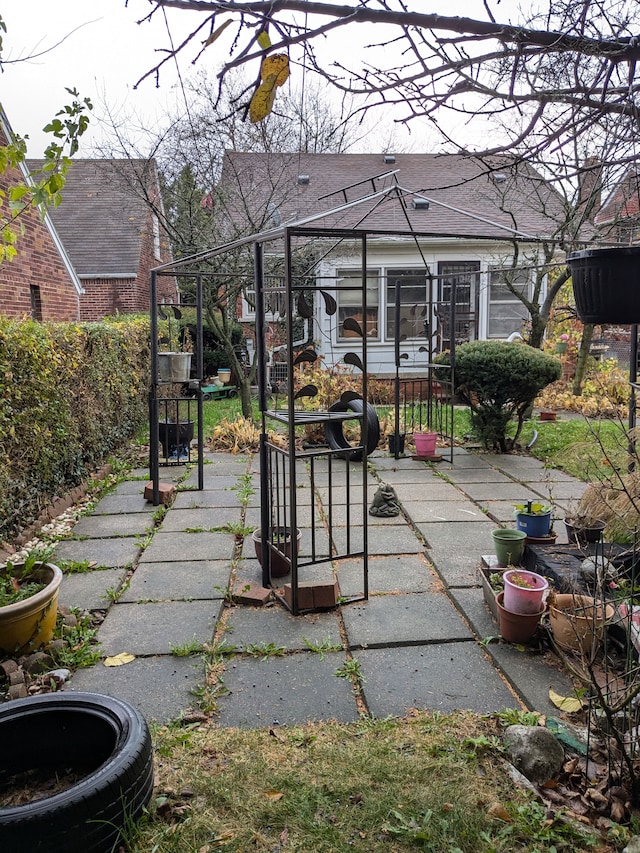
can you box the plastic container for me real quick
[515,510,552,538]
[503,569,549,615]
[157,352,192,382]
[413,432,437,456]
[491,528,526,567]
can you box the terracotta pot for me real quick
[252,527,302,578]
[549,593,614,655]
[496,592,544,643]
[0,562,63,654]
[539,410,557,421]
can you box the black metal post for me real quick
[254,242,271,587]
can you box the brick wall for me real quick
[0,154,80,321]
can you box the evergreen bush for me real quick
[0,315,150,543]
[443,341,561,452]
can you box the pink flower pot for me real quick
[502,569,549,615]
[413,432,437,456]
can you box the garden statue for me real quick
[369,483,401,517]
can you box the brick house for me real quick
[26,158,177,320]
[0,108,82,320]
[594,166,640,244]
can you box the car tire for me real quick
[0,692,154,853]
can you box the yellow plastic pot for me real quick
[0,562,63,655]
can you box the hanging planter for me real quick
[568,246,640,325]
[157,352,192,383]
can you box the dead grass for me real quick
[129,711,614,853]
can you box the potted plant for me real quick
[513,501,553,538]
[496,591,545,643]
[502,569,549,615]
[555,333,569,354]
[564,498,606,545]
[548,592,614,656]
[252,527,302,578]
[157,304,192,383]
[0,551,63,654]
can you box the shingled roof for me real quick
[219,151,569,242]
[26,158,156,277]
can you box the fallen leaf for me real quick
[549,688,582,713]
[487,802,511,821]
[265,789,284,801]
[104,652,135,667]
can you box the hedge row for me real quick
[0,315,151,544]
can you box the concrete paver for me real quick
[55,444,589,726]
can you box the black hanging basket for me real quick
[568,246,640,325]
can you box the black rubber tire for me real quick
[323,398,380,461]
[0,692,154,853]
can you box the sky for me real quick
[1,0,208,154]
[0,0,491,158]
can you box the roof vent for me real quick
[411,197,430,210]
[297,175,310,185]
[492,172,507,183]
[383,154,396,164]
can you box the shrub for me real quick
[0,315,150,543]
[443,341,561,452]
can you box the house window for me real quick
[385,268,430,339]
[436,262,480,347]
[488,266,530,338]
[337,269,380,340]
[30,285,43,321]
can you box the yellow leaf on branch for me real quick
[249,54,290,123]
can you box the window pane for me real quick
[488,303,529,338]
[337,269,380,339]
[385,268,429,339]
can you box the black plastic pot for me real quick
[158,420,194,457]
[568,246,640,324]
[388,433,405,454]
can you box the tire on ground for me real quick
[323,398,380,461]
[0,692,154,853]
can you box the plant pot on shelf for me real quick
[503,569,549,615]
[158,420,194,460]
[554,342,568,354]
[496,591,544,643]
[491,528,527,567]
[548,593,614,655]
[514,502,552,538]
[568,246,640,325]
[413,432,437,456]
[564,518,605,546]
[252,527,302,578]
[0,561,63,654]
[157,352,192,383]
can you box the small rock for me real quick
[58,604,72,617]
[623,837,640,853]
[48,639,67,654]
[8,683,28,700]
[48,668,71,685]
[0,659,19,679]
[503,724,564,784]
[21,652,55,675]
[8,670,26,686]
[62,613,78,629]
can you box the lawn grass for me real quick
[129,711,609,853]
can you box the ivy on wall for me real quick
[0,315,150,543]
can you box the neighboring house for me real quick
[0,108,82,321]
[218,151,569,374]
[594,166,640,244]
[26,158,177,320]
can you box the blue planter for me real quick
[515,511,552,538]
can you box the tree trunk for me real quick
[572,323,594,395]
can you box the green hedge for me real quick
[0,315,151,543]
